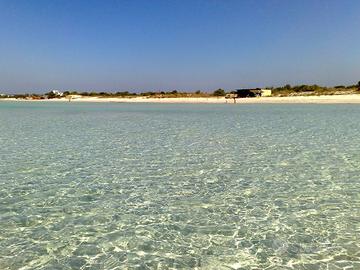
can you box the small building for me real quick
[45,90,64,99]
[50,90,64,97]
[225,93,237,99]
[260,89,272,97]
[235,88,271,98]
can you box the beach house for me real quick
[50,90,64,97]
[235,88,272,98]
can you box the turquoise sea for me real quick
[0,101,359,270]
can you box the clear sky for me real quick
[1,0,360,93]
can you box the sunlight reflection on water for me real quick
[0,102,359,269]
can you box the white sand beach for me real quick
[3,94,360,104]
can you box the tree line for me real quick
[1,82,359,99]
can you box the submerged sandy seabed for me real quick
[3,94,360,104]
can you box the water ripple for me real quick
[0,102,359,269]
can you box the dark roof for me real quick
[235,88,262,91]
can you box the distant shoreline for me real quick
[3,94,360,104]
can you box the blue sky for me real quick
[0,0,359,93]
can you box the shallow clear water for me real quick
[0,101,359,270]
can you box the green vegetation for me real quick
[213,88,226,96]
[271,83,359,96]
[59,90,211,98]
[45,91,58,99]
[1,82,360,99]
